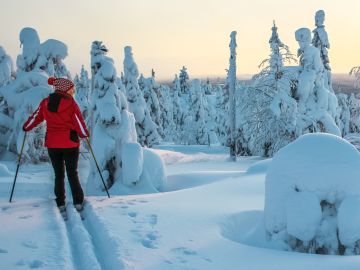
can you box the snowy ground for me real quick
[1,145,360,270]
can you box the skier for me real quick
[23,77,89,214]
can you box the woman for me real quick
[23,77,89,213]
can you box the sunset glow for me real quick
[1,0,360,79]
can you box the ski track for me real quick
[61,201,126,270]
[64,205,102,270]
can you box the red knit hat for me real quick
[48,77,74,93]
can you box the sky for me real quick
[1,0,360,80]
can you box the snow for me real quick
[338,196,360,247]
[2,144,360,269]
[286,191,321,241]
[121,142,143,186]
[265,133,360,254]
[0,162,12,176]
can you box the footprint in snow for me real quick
[0,248,8,253]
[128,212,138,218]
[16,259,44,268]
[1,206,10,211]
[146,231,159,241]
[29,260,44,268]
[141,239,157,249]
[148,214,158,226]
[172,247,197,256]
[19,215,32,219]
[22,241,38,249]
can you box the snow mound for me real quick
[265,133,360,255]
[0,163,12,176]
[246,159,271,174]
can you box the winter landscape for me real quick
[2,0,360,269]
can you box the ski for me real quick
[75,201,86,220]
[59,205,68,221]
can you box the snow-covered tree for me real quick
[336,93,350,136]
[265,133,360,255]
[184,79,209,145]
[36,39,71,79]
[295,27,339,136]
[204,78,213,95]
[87,51,138,193]
[236,23,297,157]
[0,46,15,155]
[87,42,166,195]
[123,46,160,147]
[74,65,90,120]
[214,79,230,146]
[179,66,190,95]
[312,10,332,91]
[228,31,237,159]
[172,74,185,143]
[140,76,163,138]
[257,21,296,79]
[348,93,360,133]
[350,66,360,89]
[1,28,54,162]
[0,46,15,87]
[159,84,176,141]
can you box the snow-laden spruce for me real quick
[179,66,190,95]
[0,46,15,155]
[158,84,176,142]
[215,76,230,147]
[74,65,90,120]
[0,46,15,87]
[139,74,164,138]
[235,22,340,157]
[236,22,297,157]
[295,27,339,136]
[265,133,360,255]
[87,42,166,195]
[336,93,350,136]
[312,10,332,91]
[123,46,160,147]
[183,79,209,145]
[0,28,60,162]
[172,74,185,143]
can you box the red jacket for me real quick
[23,92,89,148]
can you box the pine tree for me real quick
[140,76,163,138]
[187,79,209,144]
[312,10,332,91]
[87,50,138,193]
[214,77,230,146]
[36,39,71,79]
[2,28,52,162]
[123,46,160,147]
[0,46,15,154]
[159,84,176,142]
[179,66,190,95]
[74,65,90,119]
[172,74,184,143]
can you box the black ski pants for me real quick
[48,147,84,207]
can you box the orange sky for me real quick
[1,0,360,80]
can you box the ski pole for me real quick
[85,137,110,198]
[9,132,27,203]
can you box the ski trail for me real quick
[64,205,102,270]
[81,201,127,270]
